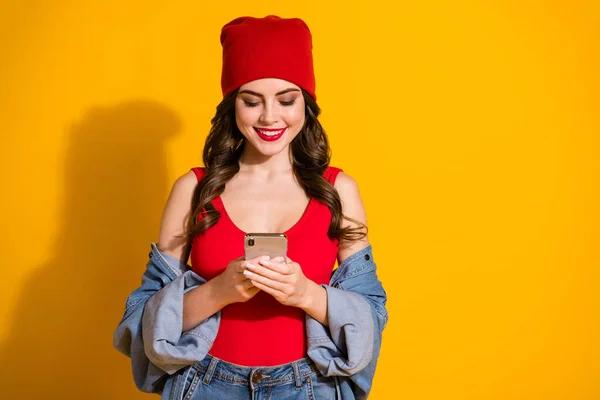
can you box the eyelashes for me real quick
[243,100,296,108]
[280,100,296,107]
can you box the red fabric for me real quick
[189,166,342,366]
[220,15,316,100]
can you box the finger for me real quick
[238,255,270,270]
[247,286,261,296]
[243,279,256,290]
[236,259,260,273]
[243,270,286,291]
[245,262,286,282]
[237,260,265,274]
[249,279,285,299]
[235,262,248,273]
[249,255,271,264]
[258,258,293,275]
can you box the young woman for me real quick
[115,15,387,400]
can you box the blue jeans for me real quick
[165,353,340,400]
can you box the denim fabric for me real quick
[162,354,338,400]
[318,247,389,399]
[114,242,388,399]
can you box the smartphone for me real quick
[244,233,288,261]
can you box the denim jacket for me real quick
[113,242,388,400]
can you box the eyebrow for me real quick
[238,88,300,97]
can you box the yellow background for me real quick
[1,1,599,399]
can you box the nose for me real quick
[259,102,278,125]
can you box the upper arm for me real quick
[334,171,369,264]
[157,170,198,265]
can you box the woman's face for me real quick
[235,78,306,157]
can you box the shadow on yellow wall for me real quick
[0,101,183,398]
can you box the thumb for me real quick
[235,259,251,272]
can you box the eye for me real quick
[243,100,260,108]
[280,100,296,107]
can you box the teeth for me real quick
[257,128,284,136]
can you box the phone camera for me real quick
[248,238,255,246]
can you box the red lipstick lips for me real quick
[253,127,287,142]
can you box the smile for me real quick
[253,127,287,142]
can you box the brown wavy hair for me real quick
[182,88,367,248]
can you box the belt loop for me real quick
[292,361,302,390]
[202,356,219,385]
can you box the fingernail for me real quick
[273,257,285,263]
[243,270,252,277]
[246,263,256,270]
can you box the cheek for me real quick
[235,104,258,128]
[283,105,305,127]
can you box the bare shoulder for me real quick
[173,169,199,190]
[156,170,199,263]
[334,171,365,222]
[333,171,369,263]
[334,171,360,197]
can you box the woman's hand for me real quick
[242,256,329,325]
[212,255,268,307]
[242,256,311,308]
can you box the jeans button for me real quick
[364,254,370,261]
[252,372,263,383]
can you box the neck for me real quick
[238,144,293,176]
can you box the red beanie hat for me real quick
[220,15,316,100]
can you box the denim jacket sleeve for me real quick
[306,244,388,400]
[112,243,220,393]
[114,242,386,399]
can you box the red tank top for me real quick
[189,166,342,366]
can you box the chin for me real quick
[253,141,289,156]
[259,146,287,157]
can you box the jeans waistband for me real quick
[193,353,320,388]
